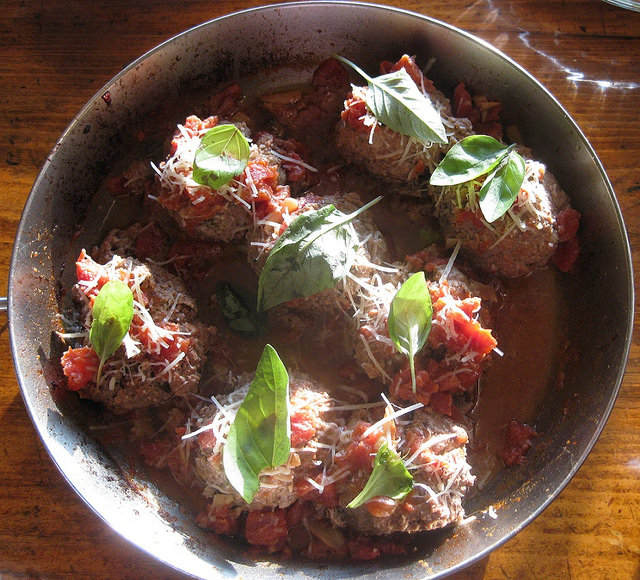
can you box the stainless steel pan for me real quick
[6,2,634,578]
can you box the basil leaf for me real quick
[429,135,510,186]
[89,280,134,385]
[478,149,526,223]
[347,441,414,509]
[257,196,382,312]
[388,272,433,393]
[223,344,290,504]
[334,55,447,144]
[215,282,266,337]
[192,124,250,189]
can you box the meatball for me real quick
[248,191,388,351]
[60,250,210,414]
[430,148,579,278]
[150,115,304,243]
[336,55,472,184]
[327,404,475,535]
[352,244,497,416]
[179,373,344,516]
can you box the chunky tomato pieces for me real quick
[60,346,100,391]
[196,502,241,536]
[553,207,581,272]
[335,421,380,471]
[290,408,318,448]
[245,509,288,549]
[454,81,503,139]
[500,419,539,466]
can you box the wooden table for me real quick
[1,1,638,577]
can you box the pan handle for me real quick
[0,296,6,313]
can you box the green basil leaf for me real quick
[223,344,290,504]
[429,135,510,186]
[192,124,250,189]
[215,282,266,337]
[478,149,526,223]
[257,196,382,312]
[388,272,433,393]
[334,55,447,144]
[347,441,414,509]
[89,280,134,385]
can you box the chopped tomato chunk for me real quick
[61,346,100,391]
[500,419,539,466]
[245,509,288,548]
[290,409,317,448]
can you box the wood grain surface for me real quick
[1,1,638,578]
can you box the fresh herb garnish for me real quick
[478,148,526,223]
[192,124,250,189]
[334,55,447,144]
[347,441,414,509]
[222,344,290,504]
[388,272,433,393]
[429,135,526,223]
[256,196,382,312]
[215,281,266,337]
[89,280,134,386]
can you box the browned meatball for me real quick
[327,404,475,535]
[248,191,388,352]
[151,116,306,243]
[430,148,574,278]
[335,55,472,184]
[61,250,210,414]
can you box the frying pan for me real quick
[5,2,633,578]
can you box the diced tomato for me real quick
[454,82,475,119]
[245,509,288,548]
[553,207,581,272]
[335,421,380,471]
[75,249,109,290]
[390,356,482,415]
[241,156,280,202]
[428,391,453,416]
[448,303,498,357]
[454,81,503,139]
[500,419,539,466]
[133,321,190,363]
[311,57,349,91]
[341,95,369,133]
[556,208,581,243]
[390,367,439,407]
[380,55,434,93]
[294,476,339,507]
[553,236,580,272]
[60,346,100,391]
[290,409,317,448]
[170,115,218,156]
[196,501,240,536]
